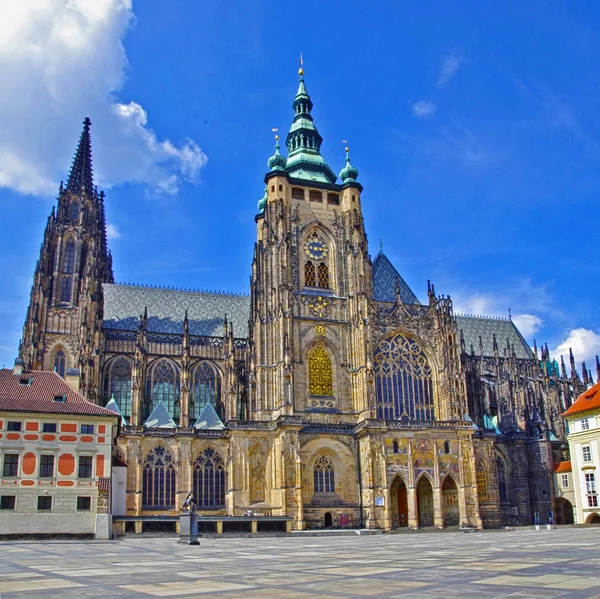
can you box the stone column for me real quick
[433,484,444,528]
[407,485,418,529]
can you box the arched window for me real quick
[54,349,66,378]
[476,464,488,502]
[393,440,399,454]
[373,333,435,421]
[191,362,221,420]
[70,201,79,221]
[146,359,180,419]
[64,240,76,274]
[308,345,333,396]
[142,446,176,509]
[317,262,329,288]
[305,261,316,287]
[497,458,507,502]
[444,441,451,454]
[79,244,88,278]
[60,276,72,303]
[83,206,89,224]
[193,447,226,509]
[104,357,132,418]
[314,455,335,493]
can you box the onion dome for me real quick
[267,135,287,171]
[339,147,359,183]
[257,186,268,213]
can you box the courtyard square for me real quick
[1,528,600,598]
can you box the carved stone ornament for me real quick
[304,296,331,319]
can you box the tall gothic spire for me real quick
[66,117,94,195]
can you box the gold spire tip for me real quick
[299,52,304,76]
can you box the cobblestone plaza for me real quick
[1,529,600,598]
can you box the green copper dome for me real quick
[257,186,267,213]
[339,148,359,183]
[267,137,287,171]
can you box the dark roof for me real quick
[563,381,600,417]
[102,283,250,338]
[372,252,420,304]
[455,315,533,360]
[0,369,118,417]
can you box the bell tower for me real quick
[21,117,114,401]
[249,65,373,423]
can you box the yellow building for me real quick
[563,380,600,524]
[17,68,582,531]
[0,361,118,538]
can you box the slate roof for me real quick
[0,369,117,417]
[372,252,420,305]
[104,397,128,425]
[455,315,533,360]
[193,403,225,430]
[144,401,176,428]
[102,283,251,338]
[563,381,600,417]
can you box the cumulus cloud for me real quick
[512,314,543,338]
[412,100,437,119]
[551,328,600,368]
[106,223,121,240]
[0,0,207,197]
[437,53,467,87]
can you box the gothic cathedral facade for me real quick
[19,70,588,530]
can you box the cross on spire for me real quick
[66,117,94,195]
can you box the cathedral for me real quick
[19,66,591,530]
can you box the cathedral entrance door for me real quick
[417,476,434,527]
[324,512,333,528]
[390,475,409,528]
[442,476,459,526]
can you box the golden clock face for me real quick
[304,238,328,260]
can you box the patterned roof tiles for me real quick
[455,315,533,360]
[102,283,251,338]
[0,369,117,417]
[372,252,420,305]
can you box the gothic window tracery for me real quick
[64,240,76,274]
[70,201,79,221]
[373,333,435,421]
[104,357,132,418]
[305,261,316,287]
[308,345,333,396]
[146,359,180,419]
[60,276,72,303]
[54,349,66,378]
[191,361,221,421]
[142,446,176,509]
[317,262,329,288]
[313,455,335,493]
[476,464,488,502]
[193,447,226,508]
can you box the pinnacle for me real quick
[65,117,94,195]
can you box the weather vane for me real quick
[272,127,279,141]
[299,52,304,76]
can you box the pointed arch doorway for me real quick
[442,475,459,526]
[417,475,434,527]
[390,475,409,528]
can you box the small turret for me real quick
[339,146,359,184]
[267,135,287,172]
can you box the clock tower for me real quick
[249,65,373,425]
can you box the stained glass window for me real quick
[191,362,221,420]
[146,359,180,419]
[64,240,76,274]
[104,357,132,418]
[54,350,66,378]
[305,261,316,286]
[308,345,333,396]
[317,262,329,288]
[60,276,72,303]
[476,464,488,502]
[314,455,335,493]
[373,333,435,421]
[497,458,507,502]
[193,447,226,509]
[70,201,79,221]
[142,446,176,509]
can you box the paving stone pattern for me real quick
[1,529,600,598]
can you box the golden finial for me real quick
[342,140,349,153]
[272,127,279,142]
[299,52,304,77]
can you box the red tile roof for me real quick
[554,461,572,473]
[0,369,118,417]
[563,381,600,417]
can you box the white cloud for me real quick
[551,328,600,369]
[0,0,207,197]
[106,223,121,240]
[412,100,436,119]
[437,53,467,87]
[512,314,543,338]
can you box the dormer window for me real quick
[18,377,33,386]
[53,394,67,403]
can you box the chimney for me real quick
[13,356,24,376]
[65,368,81,392]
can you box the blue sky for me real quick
[1,0,599,371]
